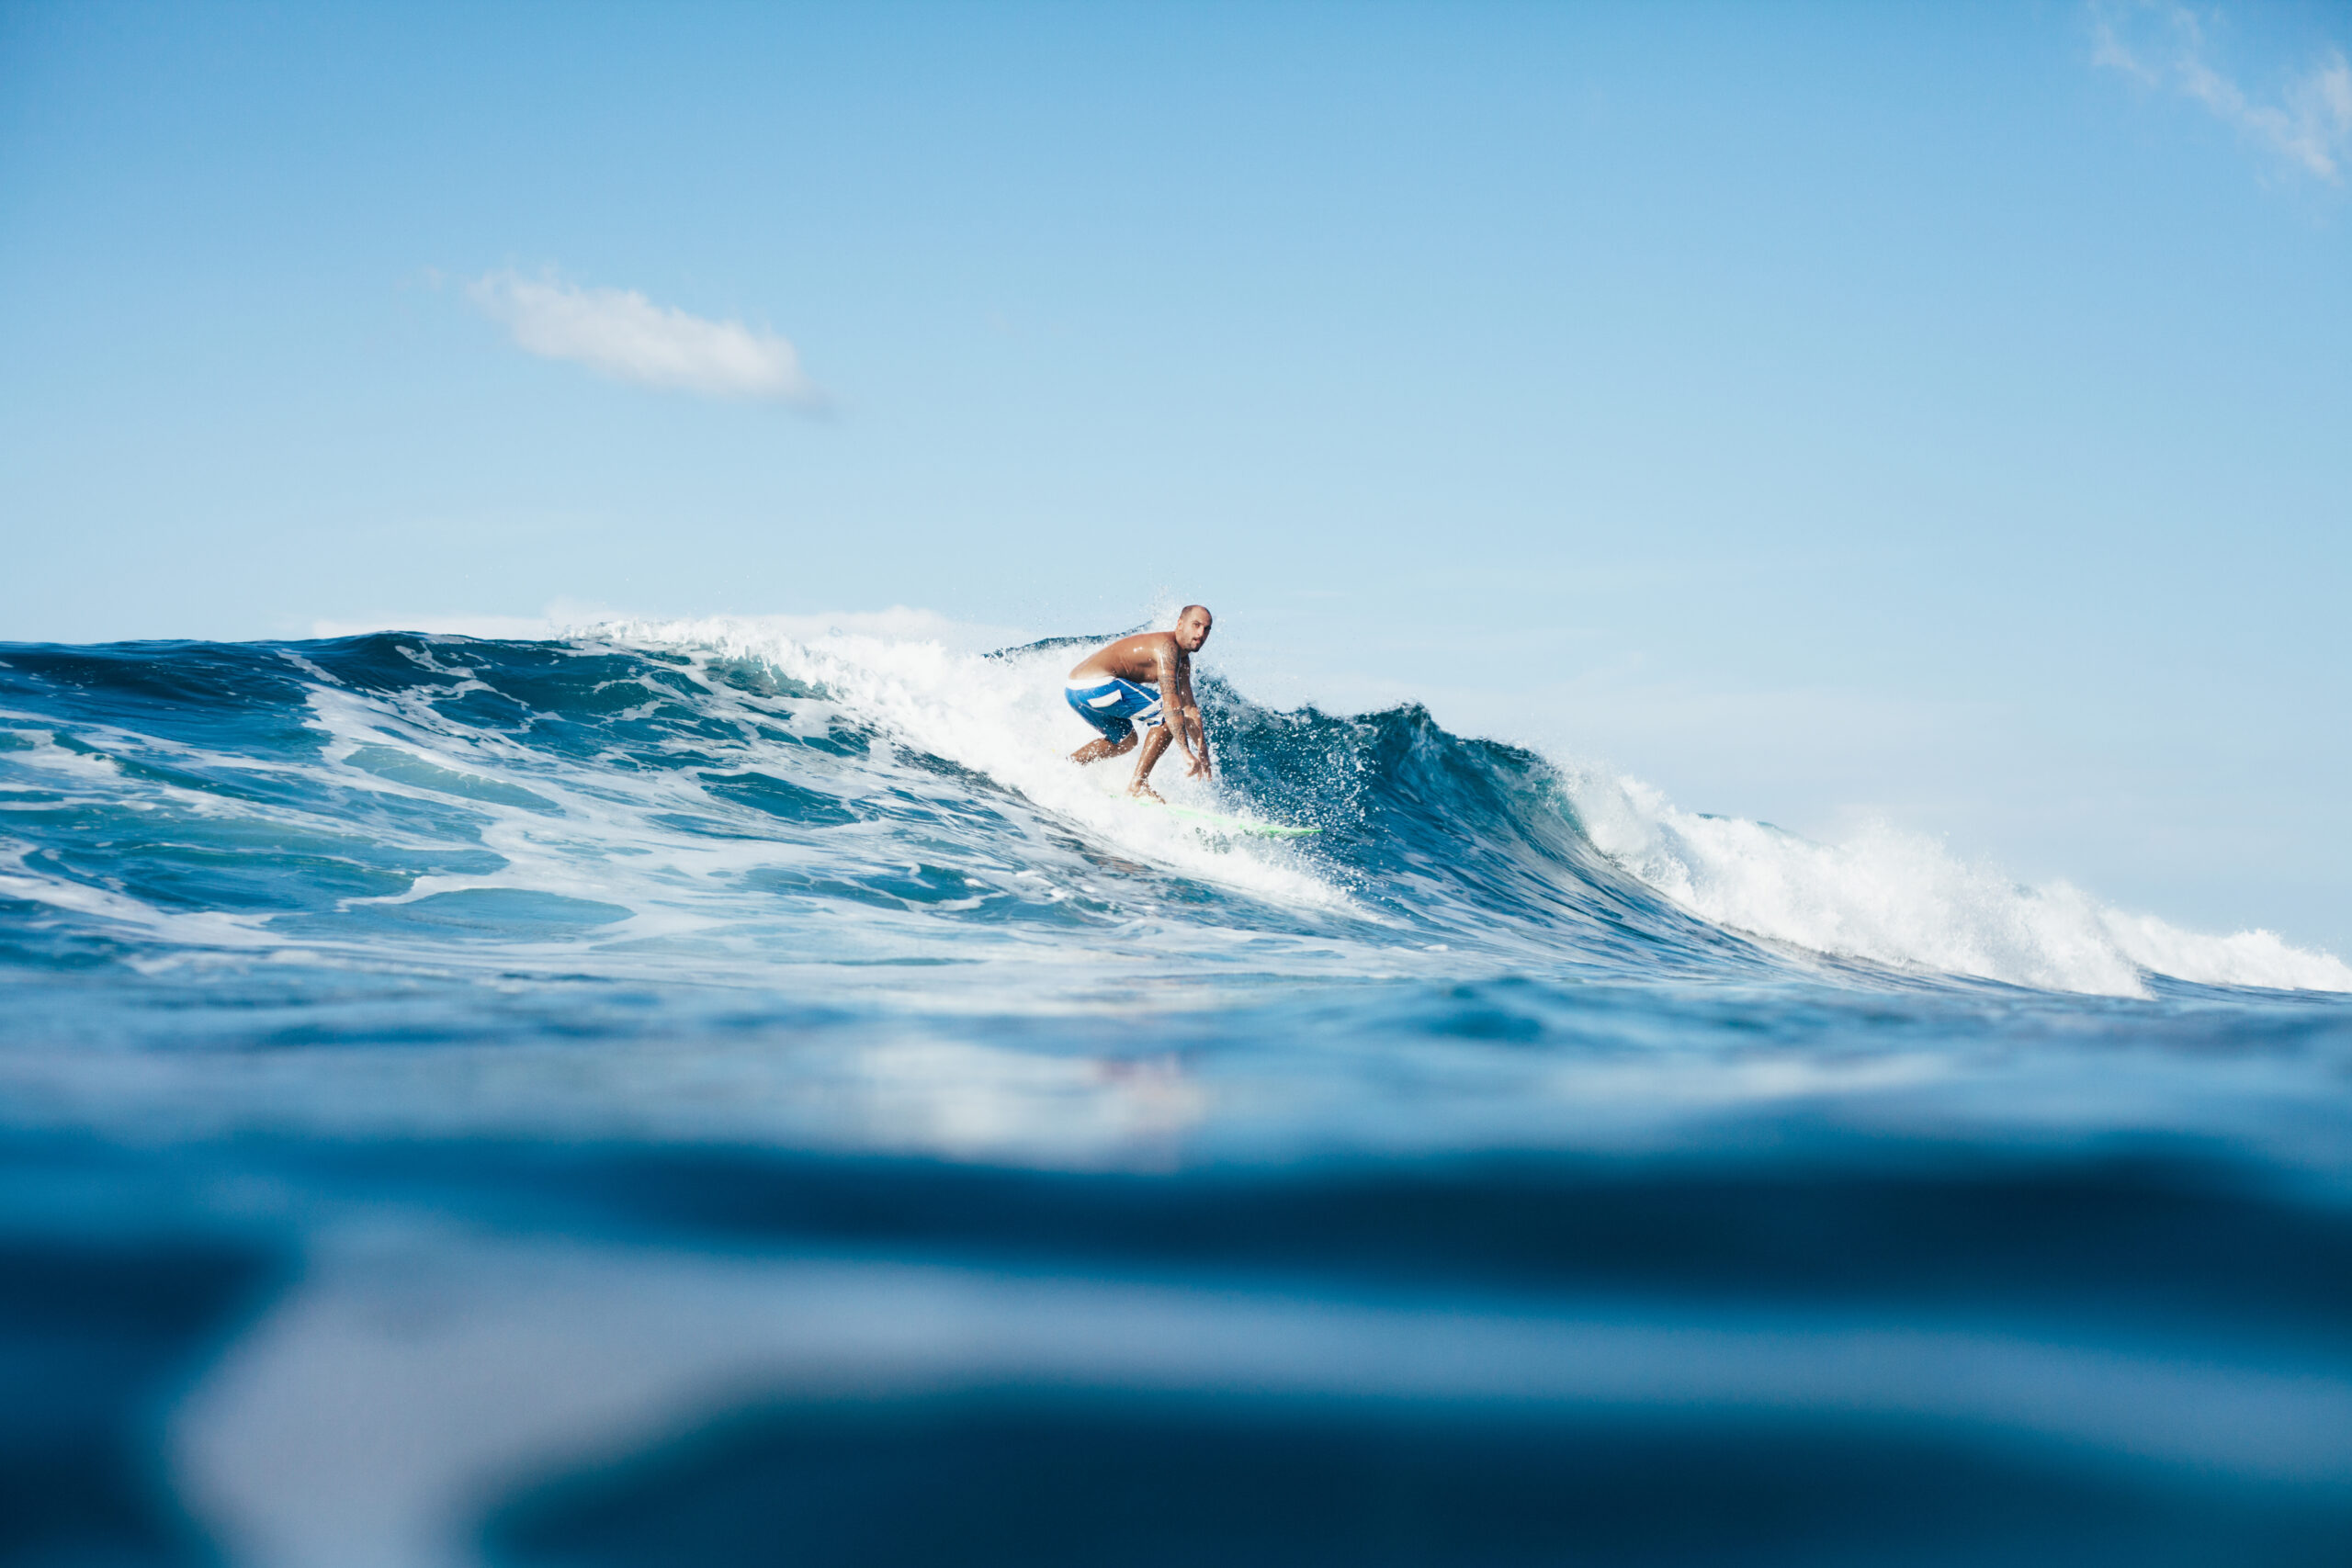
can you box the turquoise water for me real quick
[4,626,2350,1566]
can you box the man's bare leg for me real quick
[1069,734,1138,767]
[1127,726,1174,800]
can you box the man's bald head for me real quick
[1174,604,1214,652]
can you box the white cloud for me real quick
[468,272,827,406]
[2093,2,2352,181]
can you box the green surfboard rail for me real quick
[1146,800,1323,838]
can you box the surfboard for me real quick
[1143,800,1322,838]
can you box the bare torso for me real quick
[1069,631,1184,687]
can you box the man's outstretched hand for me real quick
[1185,750,1213,780]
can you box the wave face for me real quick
[5,624,2352,1568]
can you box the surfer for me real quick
[1064,605,1214,801]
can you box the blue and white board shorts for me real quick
[1065,675,1163,742]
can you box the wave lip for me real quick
[1566,775,2352,998]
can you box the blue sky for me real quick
[3,0,2348,950]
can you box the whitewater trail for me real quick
[603,615,1358,918]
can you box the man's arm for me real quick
[1166,646,1211,780]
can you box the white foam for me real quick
[1568,773,2352,998]
[598,614,1353,919]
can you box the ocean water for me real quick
[3,620,2349,1568]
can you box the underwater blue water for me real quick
[3,626,2349,1567]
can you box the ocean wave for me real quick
[0,619,2343,1003]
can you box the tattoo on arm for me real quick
[1158,645,1192,752]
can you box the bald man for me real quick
[1063,604,1214,802]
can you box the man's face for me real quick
[1177,610,1213,652]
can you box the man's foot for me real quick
[1127,782,1166,804]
